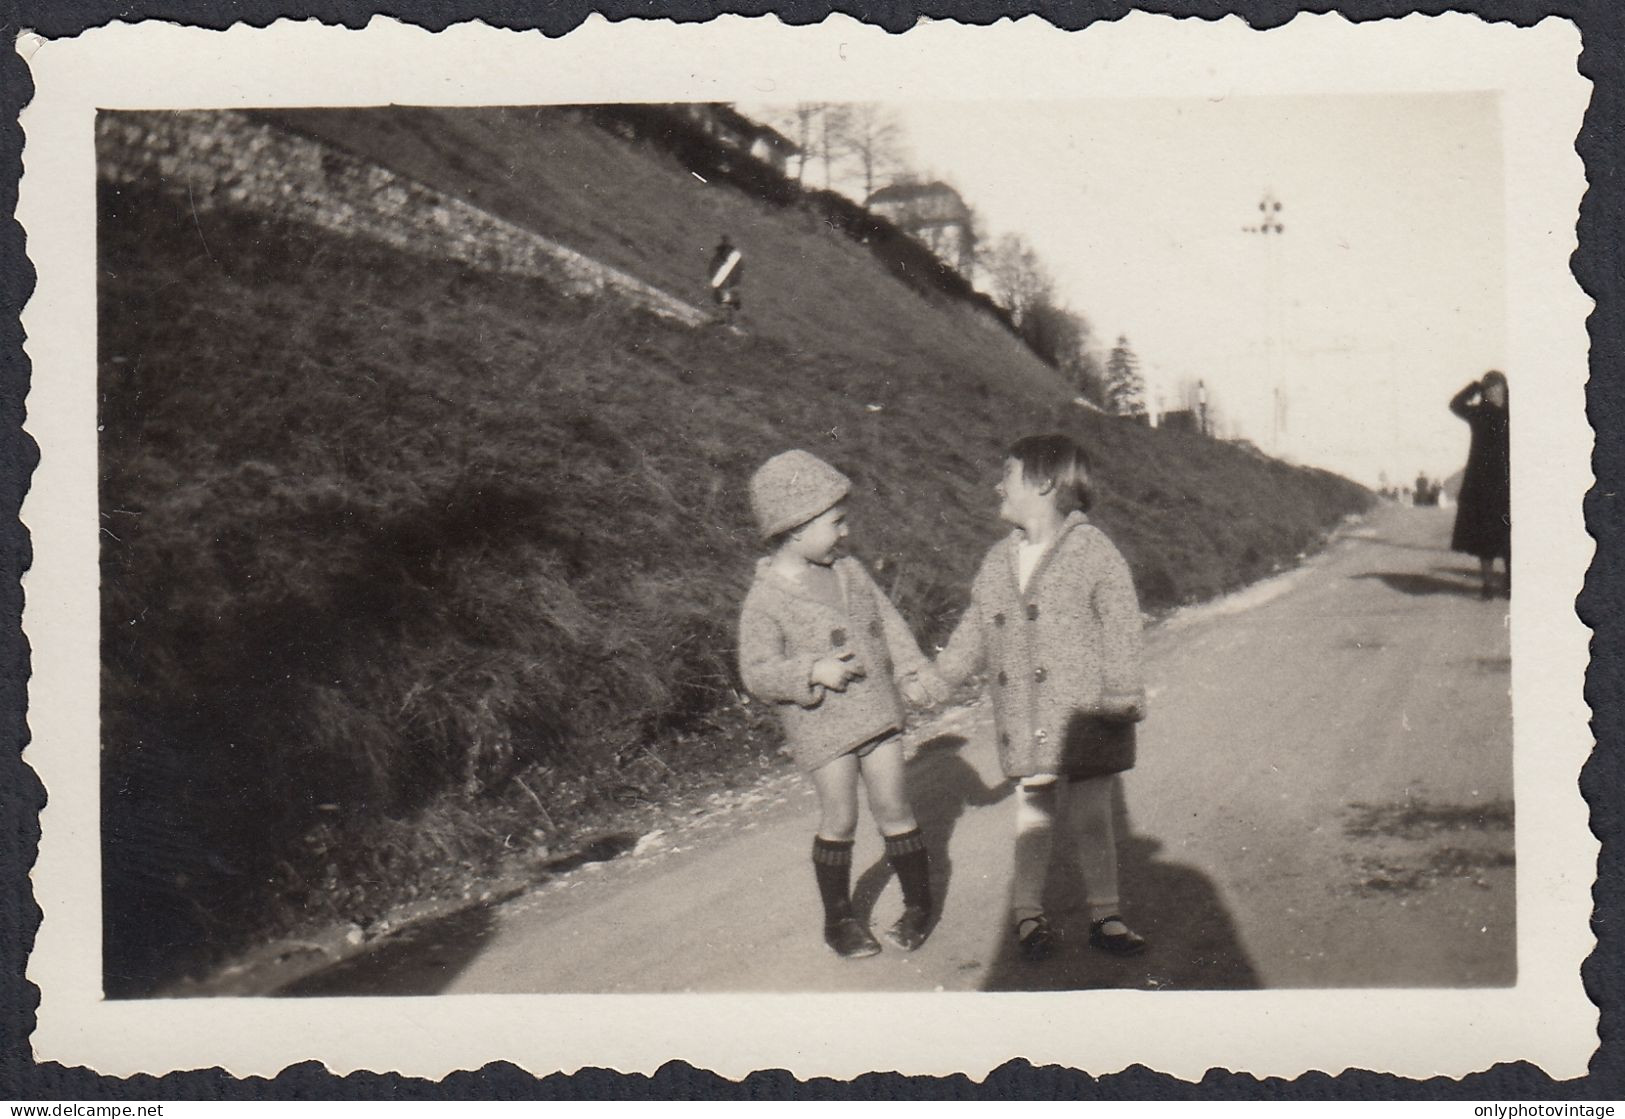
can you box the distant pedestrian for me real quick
[1448,371,1511,598]
[933,434,1149,962]
[1413,473,1439,507]
[737,451,945,959]
[708,235,744,323]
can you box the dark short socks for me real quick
[816,832,932,932]
[884,828,932,915]
[812,836,855,926]
[883,828,927,857]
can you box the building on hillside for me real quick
[1157,408,1200,434]
[866,181,975,276]
[679,104,800,175]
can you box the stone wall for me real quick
[96,110,709,327]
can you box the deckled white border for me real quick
[18,12,1595,1080]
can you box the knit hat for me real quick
[749,450,851,540]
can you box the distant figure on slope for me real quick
[737,451,947,959]
[933,434,1149,963]
[1448,371,1511,599]
[708,235,744,324]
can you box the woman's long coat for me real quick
[1449,383,1511,560]
[737,556,933,772]
[936,512,1146,779]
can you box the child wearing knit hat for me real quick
[737,450,947,959]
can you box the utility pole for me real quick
[1243,191,1285,454]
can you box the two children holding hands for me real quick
[738,435,1149,963]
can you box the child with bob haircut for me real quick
[934,433,1149,961]
[737,450,945,959]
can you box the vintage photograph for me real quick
[95,93,1514,997]
[22,14,1594,1080]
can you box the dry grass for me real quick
[97,111,1369,994]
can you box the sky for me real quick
[762,94,1505,489]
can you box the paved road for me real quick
[287,503,1514,996]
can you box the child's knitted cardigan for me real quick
[738,556,936,772]
[936,511,1146,778]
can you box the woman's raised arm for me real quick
[1449,379,1481,420]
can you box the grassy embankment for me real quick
[99,108,1370,994]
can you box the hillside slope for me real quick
[258,108,1057,397]
[98,108,1369,994]
[255,106,1366,597]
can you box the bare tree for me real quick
[814,103,853,190]
[839,103,910,203]
[768,103,848,188]
[981,232,1054,327]
[778,103,820,184]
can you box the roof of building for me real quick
[866,180,967,207]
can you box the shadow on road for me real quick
[1352,571,1482,598]
[277,834,639,997]
[278,901,503,997]
[852,734,1010,936]
[980,779,1260,992]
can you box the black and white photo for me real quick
[19,12,1594,1081]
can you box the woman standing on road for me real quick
[1449,370,1511,599]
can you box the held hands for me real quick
[810,651,867,692]
[899,676,930,708]
[898,666,952,709]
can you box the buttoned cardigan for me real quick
[737,556,934,773]
[936,512,1146,778]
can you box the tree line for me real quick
[766,101,1149,418]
